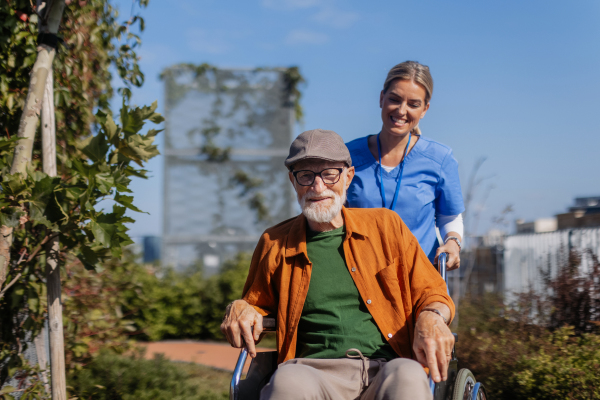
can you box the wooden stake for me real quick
[33,328,50,394]
[41,66,66,400]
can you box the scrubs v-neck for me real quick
[345,135,465,262]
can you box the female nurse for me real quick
[346,61,464,270]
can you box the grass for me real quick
[174,362,231,400]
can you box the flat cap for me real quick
[285,129,352,169]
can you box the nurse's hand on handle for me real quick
[434,232,461,271]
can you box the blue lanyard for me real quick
[377,132,411,210]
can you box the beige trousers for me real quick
[260,349,432,400]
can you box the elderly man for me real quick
[221,129,455,400]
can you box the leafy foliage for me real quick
[0,354,47,400]
[544,250,600,334]
[57,250,250,373]
[62,250,148,371]
[0,0,161,390]
[456,249,600,399]
[131,253,250,341]
[0,0,147,146]
[457,296,600,399]
[67,350,229,400]
[282,66,305,123]
[0,102,162,384]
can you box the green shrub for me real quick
[514,328,600,399]
[455,250,600,399]
[68,350,229,400]
[456,294,600,400]
[130,253,250,341]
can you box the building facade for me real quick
[161,66,296,272]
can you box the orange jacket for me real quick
[242,207,455,364]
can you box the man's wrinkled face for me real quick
[289,159,354,223]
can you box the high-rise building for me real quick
[161,66,296,273]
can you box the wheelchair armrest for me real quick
[262,317,276,332]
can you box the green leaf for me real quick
[120,134,159,165]
[148,113,165,124]
[114,193,144,213]
[78,245,100,271]
[112,204,127,219]
[29,174,59,227]
[64,186,85,201]
[95,172,115,194]
[113,172,132,193]
[71,159,91,178]
[0,386,17,395]
[95,109,109,125]
[0,207,25,228]
[27,290,40,313]
[2,174,29,197]
[123,166,148,179]
[77,133,110,162]
[146,128,164,137]
[89,213,118,247]
[104,114,119,143]
[121,101,163,137]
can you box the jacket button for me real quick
[351,268,356,272]
[387,333,392,338]
[366,299,372,304]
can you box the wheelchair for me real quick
[230,253,487,400]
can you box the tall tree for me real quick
[0,1,161,397]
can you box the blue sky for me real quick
[116,0,600,239]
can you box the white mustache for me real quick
[303,190,335,201]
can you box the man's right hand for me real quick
[220,299,264,358]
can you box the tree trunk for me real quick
[0,1,67,398]
[10,48,55,175]
[0,227,12,288]
[0,45,54,287]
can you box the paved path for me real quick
[140,341,273,373]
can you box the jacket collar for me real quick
[285,207,368,259]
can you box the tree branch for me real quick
[0,272,22,300]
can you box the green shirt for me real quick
[296,226,397,360]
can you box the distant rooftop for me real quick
[573,196,600,208]
[570,196,600,214]
[515,195,600,234]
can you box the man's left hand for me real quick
[412,303,454,383]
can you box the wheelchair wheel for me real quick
[451,369,476,400]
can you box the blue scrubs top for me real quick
[346,135,465,262]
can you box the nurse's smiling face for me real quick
[379,79,430,138]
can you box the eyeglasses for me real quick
[292,168,344,186]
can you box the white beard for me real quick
[299,187,346,224]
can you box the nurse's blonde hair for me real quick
[383,61,433,136]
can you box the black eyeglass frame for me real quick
[291,168,345,187]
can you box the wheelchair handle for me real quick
[230,348,247,400]
[438,252,449,295]
[230,318,277,400]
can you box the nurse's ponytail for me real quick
[383,61,433,137]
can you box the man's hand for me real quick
[435,238,460,271]
[220,299,264,358]
[412,303,454,383]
